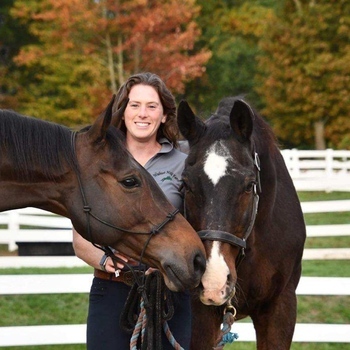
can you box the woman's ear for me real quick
[161,114,167,123]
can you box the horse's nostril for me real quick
[193,251,206,276]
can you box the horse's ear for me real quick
[177,100,206,145]
[230,99,253,143]
[88,95,116,142]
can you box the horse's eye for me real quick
[121,177,140,188]
[245,181,256,193]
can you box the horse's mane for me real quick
[206,96,278,153]
[0,110,76,180]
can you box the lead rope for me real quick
[121,270,184,350]
[213,301,238,350]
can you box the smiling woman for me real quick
[72,72,202,350]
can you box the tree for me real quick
[8,0,210,125]
[0,0,35,109]
[256,0,350,149]
[183,0,278,117]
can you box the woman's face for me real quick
[123,84,166,143]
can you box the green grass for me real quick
[225,344,348,350]
[304,236,350,248]
[302,260,350,277]
[0,266,93,275]
[304,211,350,225]
[297,191,350,201]
[0,347,85,350]
[0,294,89,327]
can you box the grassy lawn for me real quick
[225,344,347,350]
[0,191,349,349]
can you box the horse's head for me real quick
[178,98,260,305]
[70,96,206,292]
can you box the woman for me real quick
[73,72,191,349]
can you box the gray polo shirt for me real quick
[144,138,187,211]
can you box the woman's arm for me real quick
[72,228,127,273]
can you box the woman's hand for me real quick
[104,251,138,273]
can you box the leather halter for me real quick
[187,151,261,266]
[70,131,179,265]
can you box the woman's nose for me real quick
[139,105,147,117]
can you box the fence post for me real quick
[326,149,333,177]
[8,211,19,252]
[291,148,300,177]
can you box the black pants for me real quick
[86,277,192,350]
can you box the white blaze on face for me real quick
[203,141,232,186]
[201,241,230,291]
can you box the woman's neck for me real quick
[126,137,161,167]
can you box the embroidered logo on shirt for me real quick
[153,170,180,183]
[161,175,173,182]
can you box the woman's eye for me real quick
[121,177,140,188]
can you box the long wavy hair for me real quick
[112,72,179,146]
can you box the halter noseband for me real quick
[190,151,261,266]
[70,131,179,265]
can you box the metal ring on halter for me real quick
[225,300,237,318]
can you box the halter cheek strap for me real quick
[70,131,179,266]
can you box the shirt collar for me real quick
[158,137,174,154]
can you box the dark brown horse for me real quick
[0,97,206,292]
[178,97,306,349]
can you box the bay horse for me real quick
[0,96,206,292]
[177,97,306,349]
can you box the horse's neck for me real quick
[0,180,70,217]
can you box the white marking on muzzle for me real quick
[202,241,230,291]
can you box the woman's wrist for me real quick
[99,254,109,272]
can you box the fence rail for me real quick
[280,149,350,192]
[1,200,350,258]
[281,149,350,177]
[0,275,349,346]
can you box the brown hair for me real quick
[113,72,179,146]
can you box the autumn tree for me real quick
[0,0,35,109]
[8,0,210,125]
[184,0,279,116]
[256,0,350,149]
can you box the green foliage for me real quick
[1,0,350,149]
[256,0,350,149]
[0,0,35,109]
[184,1,273,115]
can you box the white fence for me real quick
[1,201,350,258]
[0,275,349,346]
[281,149,350,192]
[0,198,349,346]
[0,207,72,252]
[281,149,350,177]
